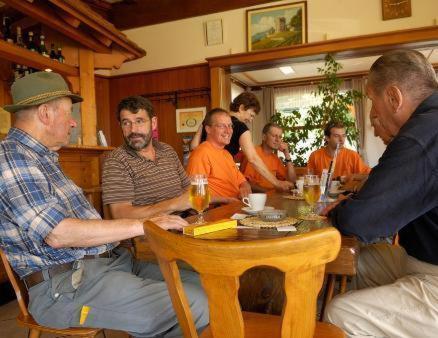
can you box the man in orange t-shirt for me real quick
[187,108,251,199]
[307,122,371,180]
[241,123,296,192]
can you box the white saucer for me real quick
[241,206,274,215]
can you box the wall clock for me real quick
[382,0,412,20]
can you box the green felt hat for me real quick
[3,71,83,113]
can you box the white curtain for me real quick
[350,77,368,163]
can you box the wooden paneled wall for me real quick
[97,63,211,160]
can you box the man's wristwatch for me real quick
[284,158,292,163]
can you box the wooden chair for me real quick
[0,249,103,338]
[143,221,345,338]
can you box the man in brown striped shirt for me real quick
[102,96,192,219]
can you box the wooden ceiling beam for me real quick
[3,0,111,53]
[49,0,145,59]
[110,0,278,30]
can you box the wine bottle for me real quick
[38,35,49,57]
[16,26,25,48]
[56,46,65,63]
[2,16,13,43]
[27,31,37,52]
[49,43,57,59]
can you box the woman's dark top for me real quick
[200,116,249,156]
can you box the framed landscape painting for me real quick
[247,2,307,52]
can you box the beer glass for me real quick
[303,174,321,216]
[189,174,210,224]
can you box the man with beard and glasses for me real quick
[102,96,193,220]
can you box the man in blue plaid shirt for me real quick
[0,72,208,337]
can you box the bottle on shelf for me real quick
[56,46,65,63]
[38,34,49,57]
[49,43,57,59]
[27,31,37,52]
[2,16,13,43]
[15,26,25,48]
[13,64,23,80]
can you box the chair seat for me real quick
[200,311,345,338]
[17,312,101,337]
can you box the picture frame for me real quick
[246,1,307,52]
[176,107,206,133]
[205,19,223,46]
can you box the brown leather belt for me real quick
[23,251,112,289]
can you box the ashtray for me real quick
[258,209,287,222]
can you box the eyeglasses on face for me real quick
[212,123,233,130]
[120,118,149,129]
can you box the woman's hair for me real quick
[229,92,260,114]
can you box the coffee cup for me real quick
[242,193,267,211]
[330,180,341,193]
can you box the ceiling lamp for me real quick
[279,66,295,75]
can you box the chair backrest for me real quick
[0,249,30,317]
[143,222,341,338]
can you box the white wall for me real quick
[112,0,438,75]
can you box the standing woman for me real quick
[190,92,294,192]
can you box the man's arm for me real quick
[239,131,293,192]
[45,215,188,248]
[109,190,191,219]
[279,141,296,183]
[330,136,437,242]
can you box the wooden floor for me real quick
[0,300,129,338]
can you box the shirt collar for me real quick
[7,127,57,159]
[123,139,164,160]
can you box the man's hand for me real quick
[275,180,294,192]
[320,194,351,216]
[278,141,290,156]
[148,214,188,231]
[239,181,252,199]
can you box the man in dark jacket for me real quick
[324,49,438,337]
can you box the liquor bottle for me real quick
[14,64,23,79]
[16,26,25,48]
[38,35,49,57]
[27,31,37,52]
[49,43,57,59]
[56,46,65,63]
[2,16,13,43]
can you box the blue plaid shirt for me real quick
[0,128,116,278]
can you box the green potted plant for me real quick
[272,54,363,166]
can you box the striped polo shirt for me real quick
[102,141,190,206]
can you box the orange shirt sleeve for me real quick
[307,151,317,175]
[186,148,210,177]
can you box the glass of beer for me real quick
[189,174,210,224]
[303,174,321,216]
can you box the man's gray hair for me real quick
[368,49,438,102]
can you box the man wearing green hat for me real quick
[0,71,208,337]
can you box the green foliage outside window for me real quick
[271,54,363,167]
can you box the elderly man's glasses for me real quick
[121,118,149,129]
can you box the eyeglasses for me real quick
[212,123,233,130]
[120,118,149,129]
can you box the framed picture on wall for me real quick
[246,1,307,52]
[176,107,206,133]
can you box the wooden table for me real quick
[135,193,359,314]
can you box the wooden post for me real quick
[79,48,97,146]
[210,66,231,109]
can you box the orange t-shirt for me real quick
[307,147,371,178]
[186,141,247,198]
[241,145,287,190]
